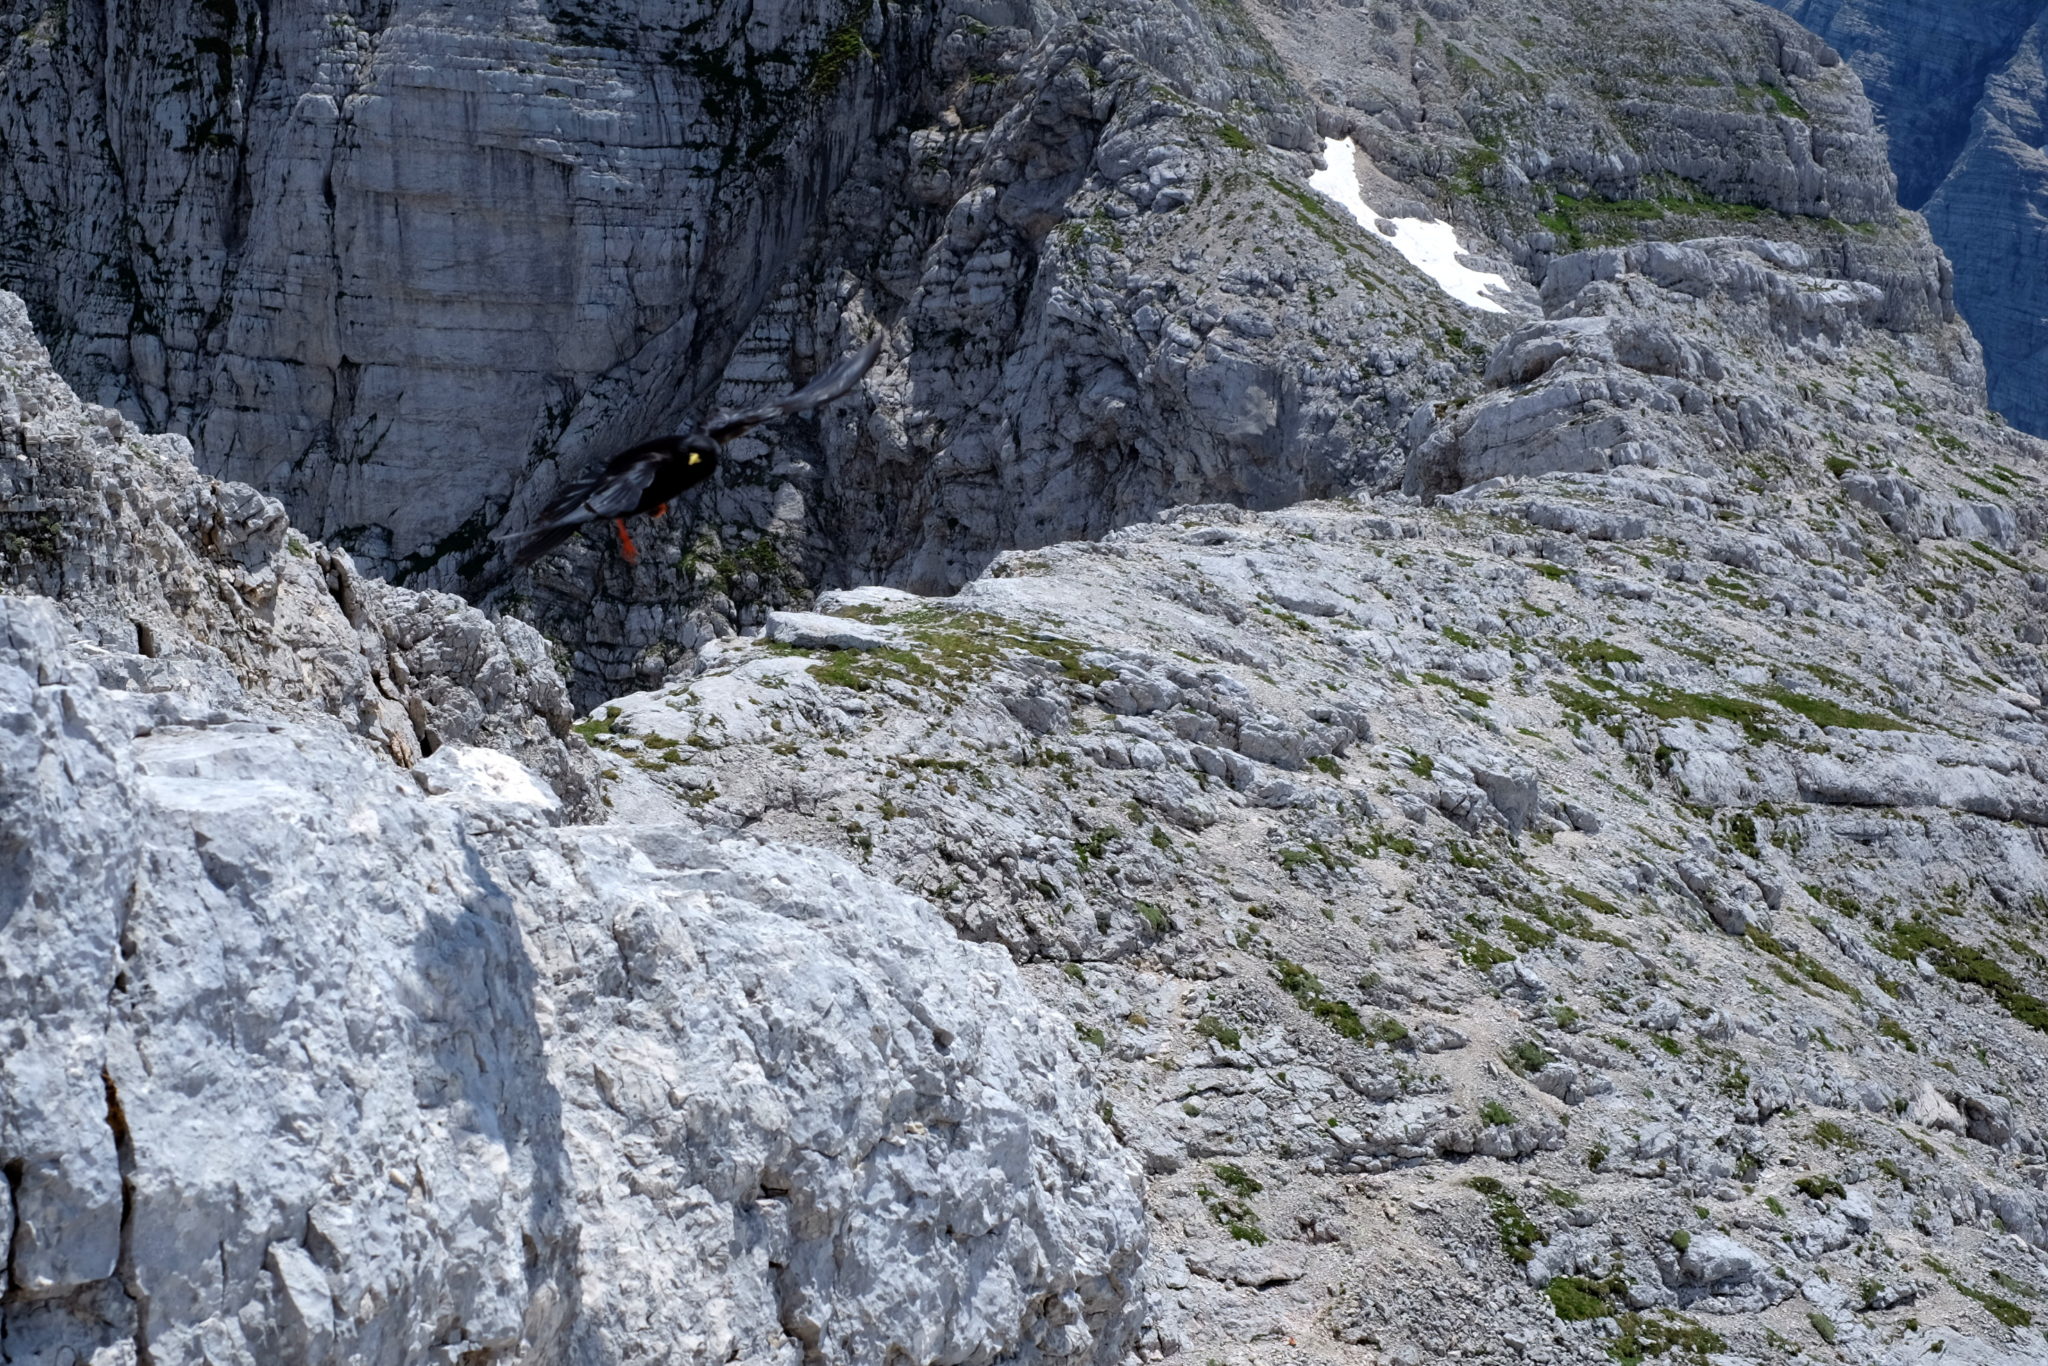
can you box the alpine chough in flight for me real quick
[491,335,884,571]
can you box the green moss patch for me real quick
[807,1,874,94]
[1759,686,1911,732]
[1747,926,1862,1002]
[1548,1273,1629,1322]
[1635,687,1781,744]
[1609,1310,1727,1364]
[1194,1014,1241,1049]
[1885,919,2048,1034]
[796,607,1110,702]
[1273,958,1365,1039]
[1467,1177,1546,1263]
[1451,928,1516,970]
[1956,1283,2033,1329]
[1422,670,1493,708]
[1555,637,1644,667]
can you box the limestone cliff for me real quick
[0,0,936,575]
[4,0,1983,706]
[0,290,598,813]
[494,0,1982,705]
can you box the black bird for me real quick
[490,335,884,571]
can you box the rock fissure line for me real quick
[1,1155,21,1311]
[2,0,2047,1361]
[100,1069,152,1366]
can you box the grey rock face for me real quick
[0,289,598,813]
[1764,0,2048,436]
[1406,235,1974,501]
[501,0,1462,702]
[6,0,1970,708]
[0,0,933,574]
[0,593,1146,1365]
[499,0,1976,703]
[587,186,2048,1356]
[8,1,2048,1362]
[1762,0,2045,207]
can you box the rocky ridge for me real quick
[0,290,596,814]
[502,0,1987,705]
[2,0,2048,1364]
[2,0,1983,706]
[0,294,1146,1365]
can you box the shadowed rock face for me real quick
[0,0,937,574]
[1764,0,2048,437]
[6,3,2048,1363]
[477,0,1968,706]
[1764,0,2043,209]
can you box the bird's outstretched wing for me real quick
[480,337,880,585]
[706,334,884,442]
[491,442,673,568]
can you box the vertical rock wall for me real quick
[1764,0,2048,437]
[0,0,933,572]
[0,0,2016,703]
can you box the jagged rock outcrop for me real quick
[496,0,1988,704]
[1403,234,1978,500]
[0,606,1145,1363]
[7,0,2048,1363]
[1,286,1147,1366]
[587,212,2048,1362]
[7,0,1978,707]
[1764,0,2048,437]
[0,290,598,813]
[483,0,1476,703]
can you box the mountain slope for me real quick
[0,290,1146,1366]
[602,229,2048,1365]
[3,0,2048,1363]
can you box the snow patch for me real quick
[1309,137,1513,315]
[416,744,563,817]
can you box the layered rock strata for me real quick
[508,0,1982,704]
[0,0,936,577]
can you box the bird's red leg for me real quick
[655,503,668,518]
[614,518,640,564]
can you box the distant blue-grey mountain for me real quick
[1767,0,2048,437]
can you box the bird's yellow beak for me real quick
[687,452,702,466]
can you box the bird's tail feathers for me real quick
[504,521,582,570]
